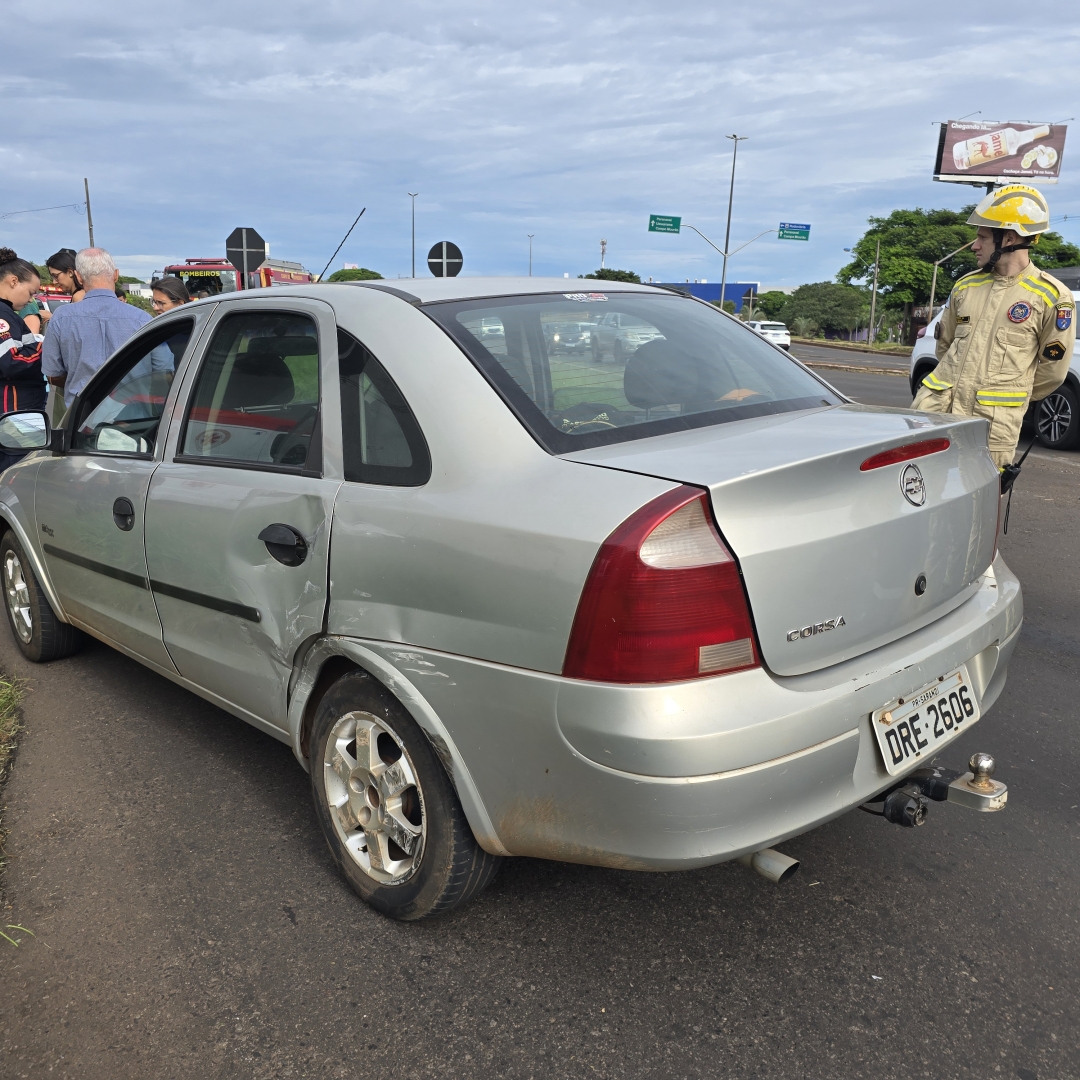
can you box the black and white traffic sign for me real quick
[427,241,463,277]
[226,227,267,284]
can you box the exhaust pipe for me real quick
[737,848,800,884]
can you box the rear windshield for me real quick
[758,322,787,331]
[427,292,838,452]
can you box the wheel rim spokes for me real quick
[1037,394,1072,444]
[3,551,32,644]
[322,710,425,885]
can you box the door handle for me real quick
[112,497,135,532]
[258,524,309,567]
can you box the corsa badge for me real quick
[1008,301,1031,323]
[1057,306,1073,331]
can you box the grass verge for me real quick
[0,674,25,877]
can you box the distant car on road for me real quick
[910,293,1080,451]
[748,321,791,350]
[592,310,664,361]
[0,278,1018,920]
[545,321,594,355]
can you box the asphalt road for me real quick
[791,341,911,374]
[2,372,1079,1080]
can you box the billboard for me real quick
[934,121,1066,184]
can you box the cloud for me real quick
[2,0,1078,287]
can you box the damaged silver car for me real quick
[0,278,1018,918]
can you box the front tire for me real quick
[1035,382,1080,451]
[310,670,500,920]
[1,532,84,663]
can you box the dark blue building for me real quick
[654,282,761,312]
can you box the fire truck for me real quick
[156,257,312,297]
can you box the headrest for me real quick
[623,337,722,409]
[220,342,295,409]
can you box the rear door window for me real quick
[427,292,839,452]
[178,311,319,470]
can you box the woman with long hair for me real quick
[45,248,85,303]
[0,248,47,469]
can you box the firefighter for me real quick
[913,184,1075,469]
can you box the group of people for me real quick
[0,246,192,467]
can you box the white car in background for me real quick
[748,321,791,350]
[910,292,1080,452]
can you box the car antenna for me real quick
[317,208,367,282]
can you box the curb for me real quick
[790,336,911,358]
[802,360,908,377]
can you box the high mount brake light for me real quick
[563,486,759,684]
[860,438,951,472]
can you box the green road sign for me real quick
[779,222,811,241]
[648,214,682,234]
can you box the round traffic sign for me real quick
[427,241,463,278]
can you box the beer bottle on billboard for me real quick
[952,125,1050,170]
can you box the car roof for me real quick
[224,277,671,306]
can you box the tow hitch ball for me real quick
[871,753,1008,828]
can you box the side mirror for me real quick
[0,410,50,451]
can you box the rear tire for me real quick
[310,670,500,920]
[911,362,937,400]
[1035,382,1080,451]
[0,532,84,662]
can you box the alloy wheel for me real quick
[1037,391,1073,445]
[3,549,32,644]
[322,710,426,885]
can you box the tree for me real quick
[327,267,383,282]
[783,282,869,335]
[118,275,145,285]
[837,206,1080,308]
[583,268,641,283]
[123,292,154,314]
[754,290,789,319]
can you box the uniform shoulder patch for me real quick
[0,319,9,337]
[1056,306,1073,331]
[1042,341,1066,362]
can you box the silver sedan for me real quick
[0,278,1020,919]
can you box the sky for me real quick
[3,1,1079,289]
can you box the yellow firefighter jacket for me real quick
[912,263,1075,468]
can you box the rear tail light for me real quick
[916,325,927,339]
[563,486,759,683]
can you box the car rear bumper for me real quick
[325,555,1021,870]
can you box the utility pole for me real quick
[719,135,748,312]
[83,177,94,247]
[528,234,534,276]
[868,236,880,344]
[408,192,418,277]
[600,239,607,270]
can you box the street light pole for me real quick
[927,238,976,326]
[528,234,534,276]
[719,135,747,311]
[408,192,418,277]
[868,237,881,343]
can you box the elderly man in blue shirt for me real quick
[42,248,157,407]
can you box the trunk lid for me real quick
[565,405,999,676]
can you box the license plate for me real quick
[871,666,980,776]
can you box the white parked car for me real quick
[910,292,1080,451]
[748,321,791,350]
